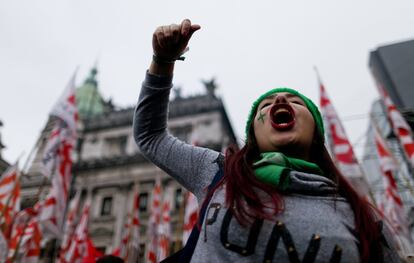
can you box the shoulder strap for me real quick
[161,154,225,263]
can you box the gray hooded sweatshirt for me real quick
[133,72,400,263]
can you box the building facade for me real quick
[369,39,414,128]
[21,68,237,259]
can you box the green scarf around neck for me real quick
[253,152,324,190]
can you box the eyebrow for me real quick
[264,93,298,100]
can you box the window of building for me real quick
[138,193,148,212]
[101,196,113,216]
[104,135,127,156]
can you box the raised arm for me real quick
[133,19,220,199]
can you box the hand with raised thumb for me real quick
[152,19,201,62]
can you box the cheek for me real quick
[253,110,268,132]
[302,114,316,139]
[253,112,269,143]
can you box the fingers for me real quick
[189,24,201,37]
[153,23,184,49]
[181,19,191,36]
[153,26,165,49]
[170,24,180,44]
[152,19,200,58]
[180,19,201,37]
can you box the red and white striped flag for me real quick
[374,125,412,251]
[18,220,42,263]
[128,188,141,263]
[118,186,141,262]
[39,72,78,239]
[58,191,81,261]
[7,207,42,263]
[182,191,198,245]
[147,176,161,263]
[118,216,130,259]
[38,136,74,239]
[0,164,20,237]
[318,77,371,198]
[377,84,414,168]
[158,186,173,261]
[64,197,92,263]
[82,237,103,263]
[42,71,78,179]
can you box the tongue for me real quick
[275,112,292,124]
[271,112,295,130]
[269,105,295,130]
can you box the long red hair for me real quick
[210,124,383,262]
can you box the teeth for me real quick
[274,108,289,116]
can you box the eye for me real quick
[260,103,271,109]
[291,100,304,106]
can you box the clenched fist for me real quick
[149,19,200,76]
[153,19,201,61]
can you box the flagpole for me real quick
[174,189,186,252]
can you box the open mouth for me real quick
[269,104,295,130]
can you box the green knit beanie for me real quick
[245,87,324,141]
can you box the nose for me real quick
[273,94,288,104]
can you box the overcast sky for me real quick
[1,0,413,164]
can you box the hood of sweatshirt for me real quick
[285,171,338,196]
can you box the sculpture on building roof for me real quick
[202,78,217,97]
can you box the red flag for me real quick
[131,191,141,255]
[39,72,78,239]
[158,186,173,261]
[318,77,371,198]
[117,218,130,259]
[50,71,79,134]
[377,84,414,168]
[64,197,92,263]
[182,191,198,245]
[82,237,104,263]
[7,207,41,263]
[117,186,141,263]
[146,176,161,263]
[373,125,412,251]
[128,187,141,262]
[38,128,74,238]
[0,164,20,237]
[58,191,81,261]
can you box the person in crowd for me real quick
[133,19,399,262]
